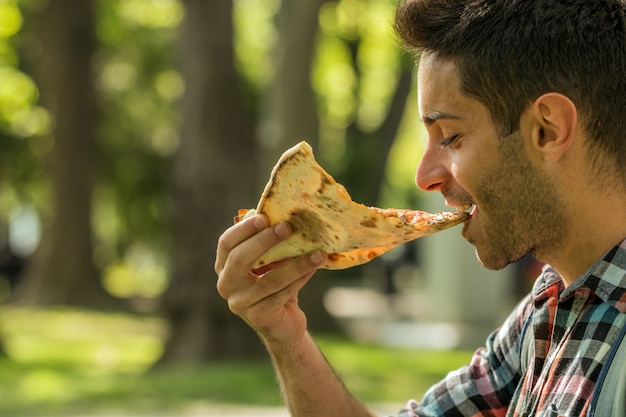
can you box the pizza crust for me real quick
[238,141,468,270]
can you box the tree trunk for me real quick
[258,0,340,334]
[258,0,328,173]
[341,49,414,206]
[330,40,415,291]
[13,0,116,309]
[157,0,262,365]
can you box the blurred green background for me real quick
[0,307,472,416]
[0,0,499,415]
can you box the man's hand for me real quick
[216,214,376,417]
[215,214,326,344]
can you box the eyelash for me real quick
[440,134,460,148]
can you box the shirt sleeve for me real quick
[395,294,533,417]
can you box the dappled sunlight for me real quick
[0,67,49,138]
[1,308,163,373]
[0,0,49,139]
[0,2,22,39]
[18,369,75,403]
[0,307,472,416]
[103,243,168,299]
[117,0,182,29]
[0,308,167,414]
[233,0,280,87]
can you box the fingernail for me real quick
[310,251,325,265]
[253,215,267,229]
[274,222,290,238]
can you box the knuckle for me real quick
[214,253,223,275]
[216,232,231,252]
[228,248,249,269]
[219,281,249,316]
[215,276,228,299]
[215,259,243,300]
[227,297,244,315]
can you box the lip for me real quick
[460,204,476,238]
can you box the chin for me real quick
[474,246,527,271]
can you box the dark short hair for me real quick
[395,0,626,179]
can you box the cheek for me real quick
[452,143,499,184]
[449,162,463,182]
[449,157,475,192]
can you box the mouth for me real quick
[455,203,476,218]
[456,204,476,239]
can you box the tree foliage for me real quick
[0,0,422,362]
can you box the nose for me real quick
[415,144,449,192]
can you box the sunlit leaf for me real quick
[117,0,182,29]
[0,1,22,38]
[233,0,280,87]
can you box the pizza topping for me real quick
[234,208,256,224]
[368,207,465,227]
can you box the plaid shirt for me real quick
[397,238,626,417]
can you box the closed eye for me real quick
[440,134,460,148]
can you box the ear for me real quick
[527,93,578,162]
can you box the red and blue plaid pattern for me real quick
[397,239,626,417]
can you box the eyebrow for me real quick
[420,111,462,126]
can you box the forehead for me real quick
[417,53,489,126]
[417,53,459,90]
[417,54,462,117]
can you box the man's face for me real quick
[416,53,566,270]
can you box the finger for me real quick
[263,250,326,291]
[215,214,268,273]
[247,251,327,307]
[223,220,292,274]
[216,219,294,300]
[228,251,325,318]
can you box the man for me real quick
[215,0,626,415]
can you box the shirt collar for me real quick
[532,238,626,313]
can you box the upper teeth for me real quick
[456,204,473,213]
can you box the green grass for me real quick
[0,307,472,416]
[318,337,472,403]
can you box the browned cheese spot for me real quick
[327,253,341,262]
[360,217,378,228]
[289,209,327,244]
[317,173,332,194]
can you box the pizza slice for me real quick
[235,141,469,270]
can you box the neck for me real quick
[540,186,626,286]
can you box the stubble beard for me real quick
[471,131,568,270]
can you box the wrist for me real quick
[261,329,313,358]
